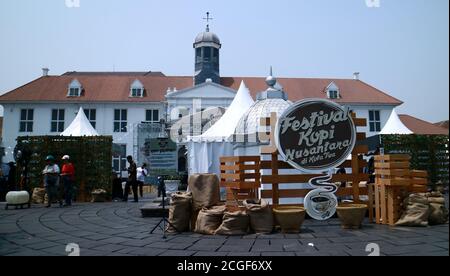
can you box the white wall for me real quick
[0,102,165,162]
[347,104,395,137]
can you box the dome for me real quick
[194,31,221,45]
[235,98,292,137]
[235,70,291,139]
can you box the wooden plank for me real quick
[220,156,260,163]
[261,187,368,199]
[352,145,369,154]
[378,178,411,186]
[353,118,367,127]
[220,173,241,181]
[352,154,361,203]
[374,155,411,161]
[220,164,240,171]
[375,169,410,177]
[220,156,240,163]
[242,173,261,180]
[375,162,410,169]
[375,182,381,224]
[221,164,260,172]
[367,183,375,223]
[261,160,293,170]
[356,132,366,141]
[261,174,369,184]
[272,152,280,206]
[411,170,428,178]
[386,188,395,226]
[411,178,428,185]
[380,184,387,225]
[221,182,260,189]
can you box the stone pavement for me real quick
[0,199,448,256]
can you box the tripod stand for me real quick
[150,181,178,239]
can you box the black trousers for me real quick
[158,184,166,198]
[137,181,144,198]
[124,180,138,202]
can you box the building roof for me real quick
[0,73,403,105]
[399,115,449,135]
[194,31,221,45]
[435,120,449,129]
[0,117,3,139]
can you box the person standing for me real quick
[42,155,62,208]
[136,163,148,198]
[157,176,166,198]
[0,163,8,201]
[123,156,138,202]
[61,155,75,207]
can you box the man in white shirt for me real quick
[136,163,148,198]
[42,155,61,208]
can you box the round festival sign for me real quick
[275,99,356,220]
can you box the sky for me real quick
[0,0,448,122]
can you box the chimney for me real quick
[353,72,360,80]
[42,68,49,77]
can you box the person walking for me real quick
[136,163,148,198]
[123,156,138,202]
[6,162,16,192]
[61,155,75,207]
[42,155,62,208]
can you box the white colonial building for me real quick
[0,25,403,174]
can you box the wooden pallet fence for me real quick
[372,154,428,225]
[258,113,372,217]
[220,156,261,211]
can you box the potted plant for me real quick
[336,204,368,229]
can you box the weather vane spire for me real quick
[203,12,213,32]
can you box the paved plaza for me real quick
[0,198,448,256]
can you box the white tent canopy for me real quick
[60,107,99,136]
[189,81,255,142]
[188,81,255,175]
[380,109,413,135]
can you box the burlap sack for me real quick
[188,174,220,210]
[243,199,274,234]
[429,203,449,225]
[194,205,226,235]
[190,209,200,232]
[215,211,249,236]
[425,192,448,225]
[427,197,445,204]
[395,194,430,227]
[167,192,192,233]
[91,189,107,203]
[32,188,46,204]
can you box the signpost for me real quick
[275,99,356,220]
